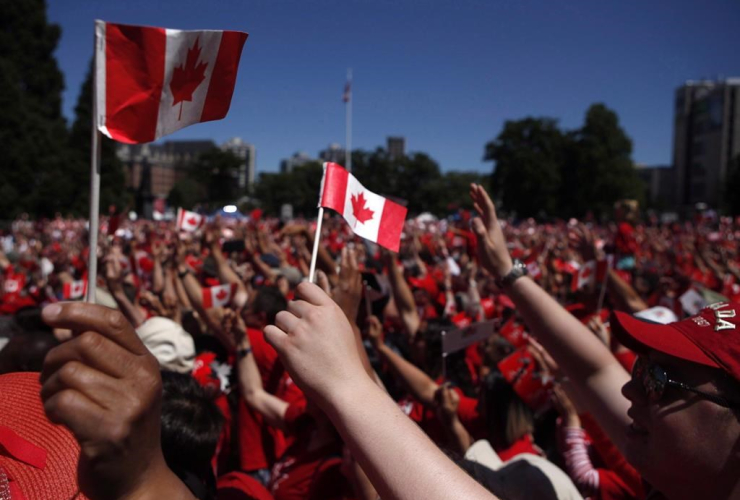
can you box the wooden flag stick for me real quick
[308,207,325,283]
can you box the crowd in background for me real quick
[2,193,740,500]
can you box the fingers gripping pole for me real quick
[308,208,324,283]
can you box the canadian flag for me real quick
[63,280,88,300]
[202,283,237,308]
[525,259,542,280]
[177,208,205,233]
[571,260,596,292]
[571,255,614,292]
[94,21,248,144]
[319,163,407,252]
[3,278,22,294]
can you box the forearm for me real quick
[387,263,420,339]
[377,344,437,405]
[152,259,164,294]
[237,338,288,429]
[504,277,631,451]
[323,378,496,500]
[442,416,472,455]
[212,245,245,288]
[606,270,647,313]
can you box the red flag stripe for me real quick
[320,163,349,212]
[105,23,166,144]
[201,31,248,122]
[377,200,407,252]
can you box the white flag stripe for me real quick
[156,30,223,140]
[342,175,386,244]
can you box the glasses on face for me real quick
[631,356,739,409]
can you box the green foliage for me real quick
[254,152,485,218]
[167,178,202,210]
[0,0,72,217]
[68,62,130,214]
[484,103,644,218]
[186,148,244,207]
[485,118,564,217]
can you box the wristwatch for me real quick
[237,347,253,359]
[497,259,528,288]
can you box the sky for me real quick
[48,0,740,174]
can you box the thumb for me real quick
[471,217,488,238]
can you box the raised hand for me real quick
[40,302,192,499]
[263,282,368,407]
[433,383,460,424]
[469,183,513,280]
[366,315,384,348]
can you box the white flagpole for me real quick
[345,68,352,173]
[87,31,103,304]
[308,207,325,283]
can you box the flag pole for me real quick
[441,330,448,381]
[87,30,103,304]
[308,207,325,283]
[345,68,352,174]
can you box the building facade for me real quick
[636,164,677,210]
[221,137,256,191]
[280,151,315,174]
[318,143,346,165]
[672,78,740,208]
[387,136,406,160]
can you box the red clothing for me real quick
[238,328,286,472]
[218,471,274,500]
[269,405,353,500]
[580,414,646,500]
[615,222,637,256]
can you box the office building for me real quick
[672,78,740,208]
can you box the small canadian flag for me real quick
[319,163,407,252]
[94,21,248,144]
[202,283,237,308]
[177,208,206,232]
[571,255,614,292]
[63,280,88,300]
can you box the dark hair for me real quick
[480,371,534,449]
[253,286,287,325]
[0,331,59,375]
[160,371,224,493]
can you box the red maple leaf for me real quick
[351,192,374,226]
[581,266,592,279]
[215,289,228,301]
[186,216,198,226]
[170,38,208,120]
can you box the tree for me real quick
[484,118,565,217]
[0,0,73,217]
[563,104,644,216]
[254,162,324,217]
[189,148,243,207]
[68,61,130,215]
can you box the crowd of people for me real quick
[1,184,740,499]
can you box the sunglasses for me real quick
[632,356,739,409]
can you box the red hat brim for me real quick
[611,311,718,369]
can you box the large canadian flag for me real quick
[177,208,206,232]
[63,280,88,300]
[202,283,237,309]
[319,163,407,252]
[94,21,248,144]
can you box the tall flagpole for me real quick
[87,25,103,303]
[345,68,352,173]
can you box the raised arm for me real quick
[367,316,438,406]
[224,310,289,430]
[264,282,497,500]
[383,250,421,341]
[469,183,631,454]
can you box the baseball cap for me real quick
[612,302,740,381]
[0,372,87,499]
[136,317,195,374]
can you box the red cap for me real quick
[612,302,740,381]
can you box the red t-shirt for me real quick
[269,403,353,500]
[238,328,286,472]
